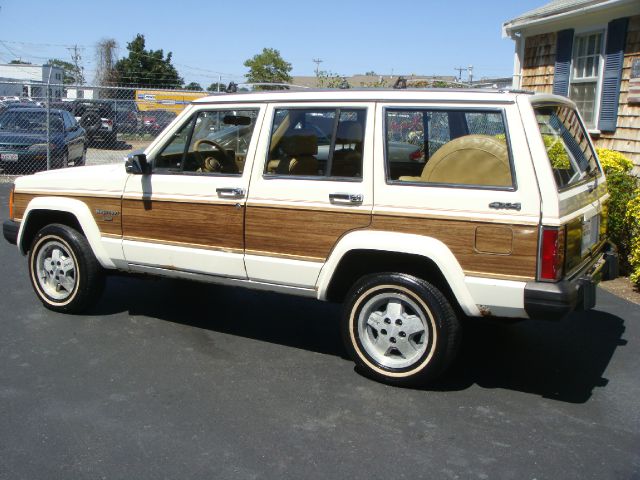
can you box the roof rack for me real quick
[225,82,311,93]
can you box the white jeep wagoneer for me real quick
[3,89,618,385]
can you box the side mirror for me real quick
[125,153,150,174]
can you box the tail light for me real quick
[539,226,565,281]
[8,184,14,220]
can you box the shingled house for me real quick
[503,0,640,169]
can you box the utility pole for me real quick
[467,65,474,85]
[454,66,465,81]
[67,44,84,85]
[313,58,323,77]
[313,58,323,87]
[313,58,322,87]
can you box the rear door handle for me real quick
[216,187,245,199]
[329,193,363,205]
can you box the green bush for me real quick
[596,148,640,284]
[626,189,640,285]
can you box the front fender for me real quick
[316,230,480,316]
[18,196,117,269]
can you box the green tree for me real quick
[48,58,84,85]
[207,82,226,92]
[243,48,292,87]
[184,81,203,91]
[9,59,31,64]
[317,71,350,89]
[115,34,183,88]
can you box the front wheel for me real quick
[28,224,104,313]
[342,273,460,386]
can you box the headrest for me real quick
[422,134,511,186]
[281,129,318,156]
[336,121,363,144]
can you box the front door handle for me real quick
[329,193,364,205]
[216,187,245,199]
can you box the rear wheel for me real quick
[342,273,460,386]
[28,224,104,313]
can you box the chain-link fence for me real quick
[0,81,211,178]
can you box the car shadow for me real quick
[431,309,626,403]
[93,275,346,358]
[93,275,627,403]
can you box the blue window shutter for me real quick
[553,29,574,96]
[598,17,629,132]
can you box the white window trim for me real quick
[569,25,607,130]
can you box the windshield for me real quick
[534,104,600,190]
[0,110,64,132]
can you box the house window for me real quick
[569,31,603,129]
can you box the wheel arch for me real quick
[317,230,480,316]
[18,196,116,269]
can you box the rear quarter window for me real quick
[533,104,601,190]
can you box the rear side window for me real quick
[533,105,600,190]
[266,108,366,179]
[385,109,513,188]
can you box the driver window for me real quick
[153,109,259,175]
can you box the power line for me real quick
[0,39,241,78]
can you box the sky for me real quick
[0,0,545,87]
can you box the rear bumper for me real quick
[524,242,618,320]
[3,219,19,245]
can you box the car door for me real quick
[62,111,82,161]
[121,104,265,279]
[244,103,374,287]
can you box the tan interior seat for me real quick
[331,121,363,177]
[398,134,511,187]
[275,129,319,176]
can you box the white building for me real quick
[0,64,65,99]
[65,87,98,100]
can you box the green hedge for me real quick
[597,148,640,285]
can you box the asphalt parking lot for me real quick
[0,182,638,480]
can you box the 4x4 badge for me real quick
[488,202,521,211]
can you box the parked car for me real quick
[0,101,44,115]
[2,89,618,386]
[0,107,86,173]
[52,100,117,145]
[114,100,140,133]
[141,109,177,134]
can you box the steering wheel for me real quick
[194,139,227,158]
[193,138,230,173]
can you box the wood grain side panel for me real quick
[12,192,31,220]
[245,206,371,260]
[13,192,122,236]
[372,215,538,279]
[122,199,244,250]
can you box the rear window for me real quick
[533,104,600,190]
